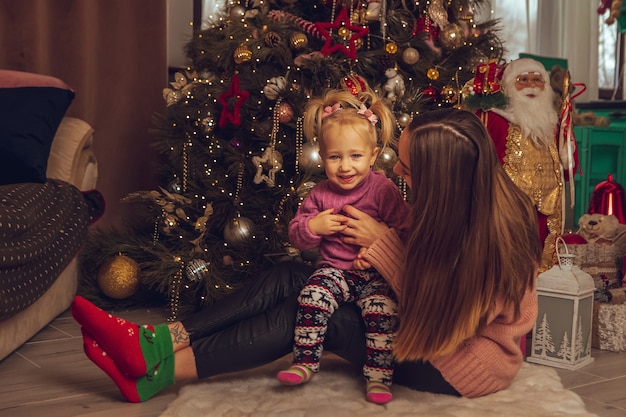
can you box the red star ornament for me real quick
[218,75,250,128]
[315,8,369,60]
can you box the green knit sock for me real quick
[82,328,175,402]
[72,296,173,377]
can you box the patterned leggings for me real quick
[292,267,398,385]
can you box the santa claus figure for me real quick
[474,58,576,271]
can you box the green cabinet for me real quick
[572,125,626,223]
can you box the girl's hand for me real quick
[339,205,390,247]
[353,247,372,270]
[308,208,347,236]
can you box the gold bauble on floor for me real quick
[97,254,141,299]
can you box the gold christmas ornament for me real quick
[352,8,366,24]
[441,85,458,103]
[234,44,252,64]
[97,254,141,300]
[427,0,449,28]
[402,47,420,65]
[337,26,351,39]
[440,23,465,49]
[290,32,308,50]
[385,42,398,54]
[427,67,440,80]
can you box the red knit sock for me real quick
[72,296,172,377]
[81,329,175,403]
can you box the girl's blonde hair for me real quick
[303,88,396,154]
[394,108,541,362]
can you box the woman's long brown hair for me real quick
[393,109,541,362]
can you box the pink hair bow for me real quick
[357,104,379,126]
[322,103,342,118]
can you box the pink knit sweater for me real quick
[289,171,409,270]
[365,229,538,398]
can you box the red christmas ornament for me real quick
[413,16,440,38]
[218,75,250,128]
[341,74,368,97]
[472,59,504,95]
[315,8,369,60]
[587,174,626,224]
[278,102,294,123]
[422,86,440,102]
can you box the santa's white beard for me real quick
[504,87,558,147]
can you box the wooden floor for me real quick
[2,307,626,417]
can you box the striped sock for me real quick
[366,381,393,405]
[72,295,172,377]
[276,365,314,385]
[81,328,175,403]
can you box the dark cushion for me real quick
[0,70,75,185]
[0,180,91,319]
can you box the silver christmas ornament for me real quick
[223,216,255,247]
[229,5,246,19]
[376,147,398,171]
[398,113,411,127]
[402,47,420,65]
[185,259,211,282]
[297,181,317,199]
[299,141,324,174]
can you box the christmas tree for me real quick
[81,0,505,319]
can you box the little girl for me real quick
[277,87,409,405]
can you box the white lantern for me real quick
[527,238,595,370]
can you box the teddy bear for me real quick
[383,67,405,102]
[576,213,626,244]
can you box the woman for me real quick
[72,108,541,402]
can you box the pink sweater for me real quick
[289,171,409,270]
[365,229,538,398]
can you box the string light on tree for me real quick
[80,0,509,316]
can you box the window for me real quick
[598,14,624,100]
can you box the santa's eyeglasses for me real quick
[515,72,545,86]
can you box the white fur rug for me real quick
[160,354,598,417]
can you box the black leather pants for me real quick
[180,261,459,396]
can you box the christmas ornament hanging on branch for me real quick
[224,215,256,247]
[315,8,369,60]
[81,0,508,313]
[97,254,141,300]
[218,74,250,128]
